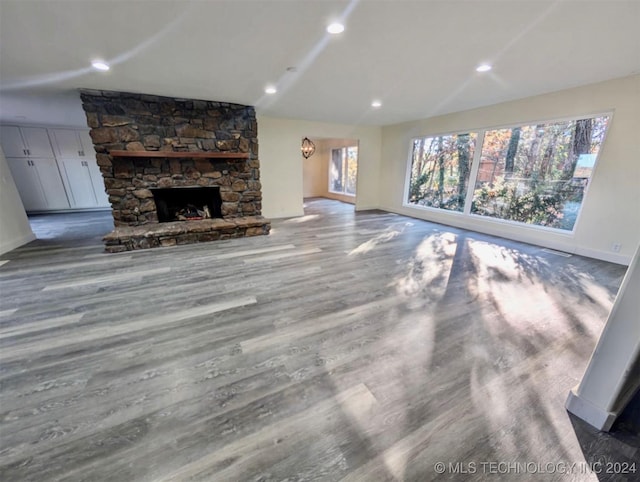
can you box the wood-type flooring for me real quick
[0,199,637,481]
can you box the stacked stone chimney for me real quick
[80,89,270,252]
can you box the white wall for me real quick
[379,75,640,265]
[302,139,325,198]
[258,116,381,219]
[0,91,87,127]
[566,244,640,430]
[0,147,35,254]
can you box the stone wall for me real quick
[79,89,269,252]
[79,89,262,226]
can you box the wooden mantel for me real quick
[109,150,249,159]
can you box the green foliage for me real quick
[471,177,568,228]
[407,133,475,212]
[409,172,429,202]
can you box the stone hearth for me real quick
[80,89,270,252]
[103,216,269,252]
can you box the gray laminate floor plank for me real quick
[0,199,635,481]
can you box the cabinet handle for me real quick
[79,150,83,157]
[26,149,30,156]
[23,149,27,156]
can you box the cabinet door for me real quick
[21,127,54,158]
[78,130,94,157]
[87,159,110,206]
[6,158,48,211]
[0,126,28,157]
[50,128,83,158]
[59,159,97,208]
[33,158,70,210]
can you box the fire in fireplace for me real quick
[151,187,222,223]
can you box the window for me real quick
[330,146,358,195]
[405,114,610,232]
[407,133,477,212]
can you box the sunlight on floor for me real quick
[283,214,320,224]
[390,232,457,305]
[348,222,413,256]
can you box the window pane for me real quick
[330,148,343,193]
[471,116,609,230]
[407,133,477,212]
[345,146,358,195]
[329,146,358,195]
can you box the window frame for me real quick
[402,111,613,235]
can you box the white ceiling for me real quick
[1,0,639,126]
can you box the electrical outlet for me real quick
[611,243,621,253]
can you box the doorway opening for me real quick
[302,137,359,209]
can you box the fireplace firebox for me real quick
[151,187,222,223]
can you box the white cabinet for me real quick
[59,158,109,209]
[0,126,54,158]
[6,158,70,212]
[1,124,108,212]
[5,158,47,211]
[50,127,109,208]
[49,128,93,158]
[88,161,110,207]
[0,126,27,158]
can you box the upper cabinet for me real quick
[0,125,55,158]
[0,126,25,157]
[1,124,109,213]
[49,128,94,158]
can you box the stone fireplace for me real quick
[79,89,270,252]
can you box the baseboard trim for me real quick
[574,246,631,266]
[379,205,632,266]
[26,207,112,215]
[565,387,618,432]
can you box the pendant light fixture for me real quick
[301,137,316,159]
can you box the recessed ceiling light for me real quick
[327,22,345,34]
[371,100,382,108]
[91,60,110,71]
[265,86,277,94]
[476,63,492,73]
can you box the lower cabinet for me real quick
[58,158,110,209]
[6,158,70,212]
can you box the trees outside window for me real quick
[407,133,477,212]
[406,114,610,231]
[330,146,358,195]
